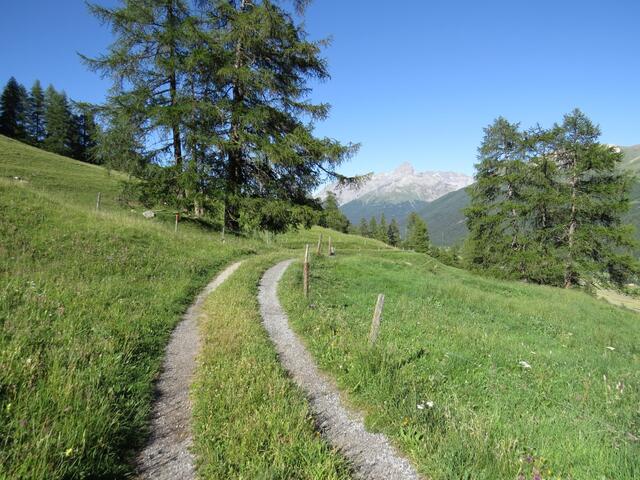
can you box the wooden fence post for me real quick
[328,236,334,256]
[175,213,180,234]
[368,294,385,346]
[303,244,310,298]
[316,233,323,255]
[96,192,101,211]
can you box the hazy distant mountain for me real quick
[321,163,472,233]
[321,162,473,206]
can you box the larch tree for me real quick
[368,216,378,239]
[192,0,359,231]
[358,217,369,237]
[387,218,401,247]
[43,85,72,156]
[84,0,191,170]
[377,213,388,243]
[465,117,526,274]
[554,109,636,287]
[404,212,429,253]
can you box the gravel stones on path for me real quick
[258,259,422,480]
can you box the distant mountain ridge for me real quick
[320,162,472,206]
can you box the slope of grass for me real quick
[0,134,385,478]
[280,251,640,479]
[192,254,352,479]
[0,179,263,478]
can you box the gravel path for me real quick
[136,261,243,479]
[258,260,422,480]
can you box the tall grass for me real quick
[192,254,352,479]
[280,251,640,479]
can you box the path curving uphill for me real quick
[258,260,422,480]
[137,261,243,479]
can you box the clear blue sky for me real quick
[1,0,639,177]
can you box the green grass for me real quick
[0,134,384,478]
[280,251,640,479]
[192,254,352,479]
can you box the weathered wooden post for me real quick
[328,236,333,256]
[96,192,101,211]
[303,244,310,298]
[368,294,385,347]
[316,233,323,255]
[175,213,180,234]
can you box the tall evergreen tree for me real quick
[404,212,430,253]
[377,213,388,243]
[320,192,350,233]
[369,216,378,239]
[192,0,359,231]
[85,0,190,170]
[69,103,99,162]
[26,80,46,143]
[465,117,526,274]
[554,109,636,287]
[358,217,369,237]
[387,218,401,246]
[43,86,72,156]
[87,0,360,232]
[464,110,637,287]
[0,77,28,140]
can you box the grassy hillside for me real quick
[280,251,640,479]
[0,135,388,478]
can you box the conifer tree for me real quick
[404,212,430,253]
[377,213,388,243]
[0,77,28,140]
[43,86,72,156]
[192,0,359,231]
[27,80,46,144]
[464,110,637,287]
[85,0,190,169]
[320,192,350,233]
[465,117,526,274]
[358,217,369,237]
[387,218,401,246]
[369,216,378,239]
[554,109,636,287]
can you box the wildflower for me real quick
[518,360,532,369]
[417,401,434,410]
[65,448,73,457]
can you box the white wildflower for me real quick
[519,360,532,369]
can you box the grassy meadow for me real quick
[280,251,640,479]
[3,132,639,480]
[192,254,353,479]
[0,134,386,478]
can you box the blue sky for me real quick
[1,0,639,177]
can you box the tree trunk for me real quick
[564,167,578,288]
[167,1,182,170]
[224,0,248,232]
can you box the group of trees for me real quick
[465,109,637,287]
[0,77,98,162]
[357,211,429,251]
[83,0,359,233]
